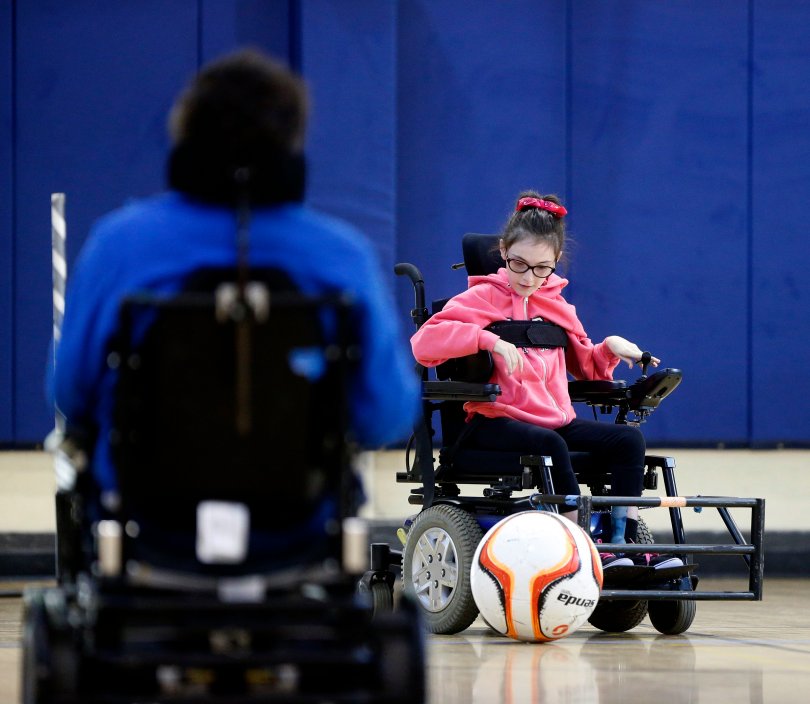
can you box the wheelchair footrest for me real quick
[603,563,697,588]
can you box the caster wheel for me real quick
[649,599,697,635]
[371,580,394,616]
[588,517,653,633]
[588,599,649,633]
[21,589,79,704]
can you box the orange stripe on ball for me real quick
[529,522,581,641]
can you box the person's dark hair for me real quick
[501,190,567,260]
[167,48,308,206]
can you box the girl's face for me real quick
[499,238,558,297]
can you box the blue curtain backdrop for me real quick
[2,0,808,446]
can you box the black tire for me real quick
[401,504,483,635]
[587,599,649,634]
[371,580,394,616]
[21,589,79,704]
[588,517,653,633]
[648,598,697,635]
[375,593,426,704]
[641,518,698,635]
[21,592,48,704]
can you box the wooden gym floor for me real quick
[2,577,809,703]
[2,450,808,702]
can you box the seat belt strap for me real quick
[485,320,568,349]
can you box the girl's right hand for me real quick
[492,339,524,375]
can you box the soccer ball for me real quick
[470,511,603,642]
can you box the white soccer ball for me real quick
[470,511,603,642]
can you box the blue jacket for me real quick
[49,192,418,491]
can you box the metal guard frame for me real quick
[526,453,765,602]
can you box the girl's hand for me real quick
[493,339,524,375]
[605,336,660,369]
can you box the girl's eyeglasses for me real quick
[505,257,555,279]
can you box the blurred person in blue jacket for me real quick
[48,49,418,493]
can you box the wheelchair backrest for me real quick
[461,233,502,275]
[108,268,356,531]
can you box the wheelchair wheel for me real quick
[375,593,426,704]
[401,504,483,635]
[21,589,78,704]
[640,517,697,635]
[371,580,394,615]
[21,592,47,704]
[587,516,653,633]
[648,598,697,635]
[587,598,649,634]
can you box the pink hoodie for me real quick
[410,269,620,429]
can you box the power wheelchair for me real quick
[369,232,765,637]
[23,261,424,702]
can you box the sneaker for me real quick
[631,552,684,569]
[600,552,633,569]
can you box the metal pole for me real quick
[51,192,67,433]
[50,193,79,583]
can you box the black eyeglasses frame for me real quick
[505,257,556,279]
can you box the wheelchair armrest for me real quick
[435,350,493,383]
[568,379,628,404]
[627,368,683,410]
[423,380,501,402]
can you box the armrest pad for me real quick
[436,350,493,383]
[423,380,501,402]
[568,379,627,404]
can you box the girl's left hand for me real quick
[605,335,660,369]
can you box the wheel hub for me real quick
[410,527,459,612]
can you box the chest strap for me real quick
[485,320,568,349]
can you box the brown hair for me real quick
[167,48,308,205]
[500,190,567,260]
[169,48,308,154]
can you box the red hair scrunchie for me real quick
[516,197,568,218]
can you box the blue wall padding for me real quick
[200,0,293,68]
[12,1,199,440]
[396,1,567,312]
[1,1,12,441]
[4,1,810,446]
[751,1,810,444]
[300,0,399,275]
[566,1,750,443]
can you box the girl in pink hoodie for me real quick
[411,191,681,569]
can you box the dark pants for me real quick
[465,416,646,497]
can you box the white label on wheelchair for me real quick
[196,500,250,564]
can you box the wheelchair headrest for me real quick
[462,233,502,276]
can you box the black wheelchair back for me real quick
[23,269,424,703]
[371,232,765,637]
